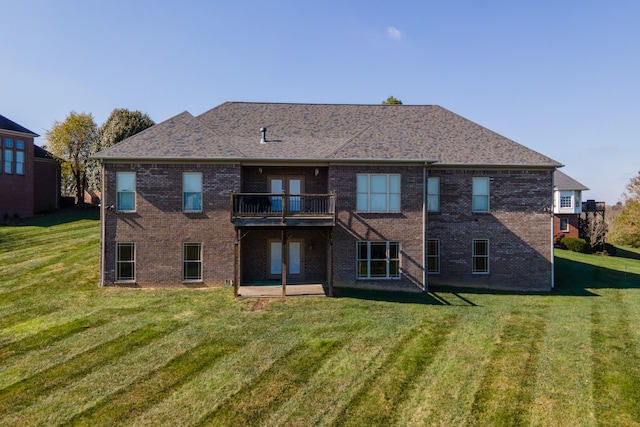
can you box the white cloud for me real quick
[387,26,403,41]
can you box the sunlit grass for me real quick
[1,212,640,426]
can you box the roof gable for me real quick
[0,114,39,137]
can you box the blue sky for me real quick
[3,1,639,204]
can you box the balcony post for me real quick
[281,190,286,224]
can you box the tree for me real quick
[623,169,640,202]
[609,170,640,248]
[581,212,608,251]
[382,96,403,105]
[87,108,154,192]
[46,112,97,204]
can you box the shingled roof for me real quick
[554,170,589,191]
[94,102,561,167]
[0,114,39,137]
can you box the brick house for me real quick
[94,102,562,293]
[553,170,588,239]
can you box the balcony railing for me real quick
[582,200,606,212]
[231,192,336,226]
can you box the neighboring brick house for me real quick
[94,102,562,293]
[553,170,588,239]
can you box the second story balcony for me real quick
[231,192,336,227]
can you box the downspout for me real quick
[100,160,106,287]
[550,170,555,290]
[422,163,427,292]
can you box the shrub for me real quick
[554,235,566,248]
[563,237,589,253]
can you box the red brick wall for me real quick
[554,214,580,239]
[0,134,34,218]
[34,158,60,214]
[102,163,240,286]
[427,168,553,291]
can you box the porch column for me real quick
[281,228,287,297]
[234,228,240,297]
[327,228,333,297]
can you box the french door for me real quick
[270,177,302,212]
[269,240,303,279]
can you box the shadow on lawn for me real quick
[335,255,640,304]
[0,207,99,227]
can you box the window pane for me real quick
[4,150,12,173]
[473,257,488,272]
[370,242,387,259]
[183,172,202,192]
[474,240,488,255]
[370,194,387,211]
[117,192,135,211]
[270,242,282,274]
[427,195,439,212]
[16,151,24,174]
[4,139,13,148]
[117,172,135,192]
[357,260,368,278]
[370,175,387,192]
[473,177,489,194]
[118,243,134,261]
[427,257,439,273]
[356,193,368,211]
[289,242,301,274]
[389,242,399,259]
[389,175,400,192]
[388,194,400,212]
[389,260,400,277]
[117,262,134,280]
[184,262,201,279]
[357,242,368,260]
[184,193,202,211]
[370,260,387,277]
[427,177,439,194]
[472,195,489,212]
[16,140,24,149]
[184,243,201,261]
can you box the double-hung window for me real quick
[427,177,440,212]
[559,217,569,232]
[427,239,440,273]
[116,172,136,212]
[472,239,489,274]
[183,172,203,212]
[356,174,400,212]
[357,241,400,279]
[472,177,490,212]
[116,243,135,281]
[183,242,202,281]
[15,141,25,175]
[4,139,13,174]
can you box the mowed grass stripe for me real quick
[591,290,640,425]
[0,217,98,253]
[0,320,183,414]
[468,305,548,426]
[332,317,456,426]
[197,339,343,426]
[63,340,240,427]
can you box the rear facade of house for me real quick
[95,103,562,292]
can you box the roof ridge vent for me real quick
[260,127,267,144]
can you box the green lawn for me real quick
[1,211,640,426]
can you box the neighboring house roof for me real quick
[94,102,562,167]
[0,114,39,137]
[34,145,58,160]
[554,170,589,191]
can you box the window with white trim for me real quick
[560,193,572,208]
[15,141,25,175]
[4,139,13,174]
[116,172,136,212]
[116,243,135,281]
[356,174,400,212]
[183,242,202,281]
[427,177,439,212]
[357,241,400,279]
[472,177,490,212]
[183,172,203,212]
[559,217,569,232]
[427,239,440,273]
[472,239,489,274]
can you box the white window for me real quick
[183,172,203,212]
[427,177,440,212]
[427,239,440,273]
[116,243,135,281]
[183,242,202,281]
[472,177,490,212]
[15,141,25,175]
[4,139,13,174]
[357,241,400,279]
[472,239,489,274]
[560,193,572,208]
[559,217,569,232]
[116,172,136,212]
[356,174,400,212]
